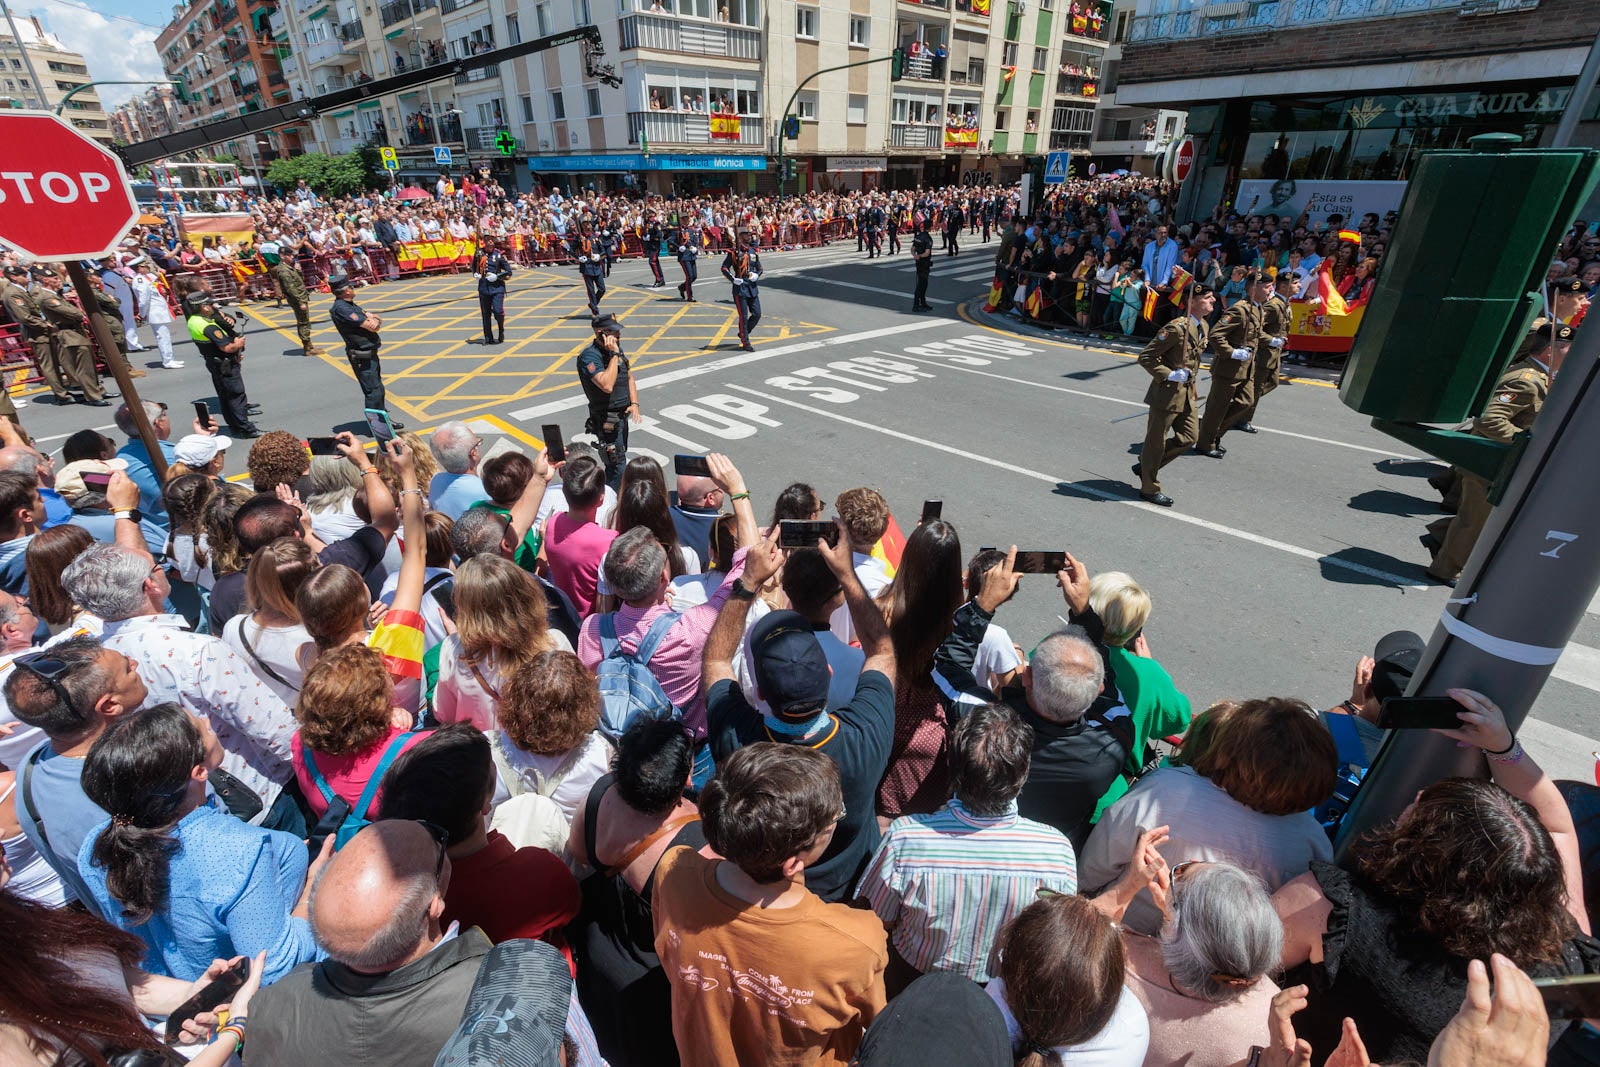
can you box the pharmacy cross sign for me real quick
[494,130,517,156]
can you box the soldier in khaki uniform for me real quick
[87,275,145,379]
[1131,282,1213,507]
[1196,272,1268,457]
[1,263,54,409]
[1239,271,1293,432]
[1423,322,1573,587]
[265,238,323,358]
[33,267,107,406]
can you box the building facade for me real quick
[1084,0,1181,174]
[110,85,185,144]
[1115,0,1600,218]
[0,16,113,145]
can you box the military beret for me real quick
[30,266,58,279]
[1550,276,1585,294]
[1536,322,1577,342]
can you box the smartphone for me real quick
[920,499,943,523]
[163,957,250,1042]
[779,519,839,549]
[541,424,566,463]
[1377,696,1465,730]
[674,453,712,478]
[192,400,210,425]
[1536,974,1600,1020]
[81,471,112,493]
[306,436,341,457]
[363,407,395,443]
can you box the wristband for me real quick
[1484,735,1517,756]
[729,491,750,501]
[217,1022,246,1051]
[1339,700,1362,716]
[398,488,423,499]
[362,465,379,476]
[1487,739,1524,764]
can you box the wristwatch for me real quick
[112,508,142,523]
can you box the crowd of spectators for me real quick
[0,377,1588,1066]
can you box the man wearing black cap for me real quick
[1194,270,1267,458]
[1315,629,1422,826]
[328,273,402,429]
[576,314,635,482]
[185,291,258,434]
[472,235,513,346]
[1423,321,1573,586]
[35,267,109,407]
[910,220,933,312]
[1131,281,1213,506]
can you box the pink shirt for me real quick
[292,726,429,819]
[577,548,748,738]
[546,512,618,617]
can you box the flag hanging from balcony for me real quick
[710,112,741,140]
[944,126,979,149]
[970,0,991,14]
[1001,65,1016,81]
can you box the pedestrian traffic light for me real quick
[891,48,906,81]
[1340,135,1600,475]
[780,158,797,181]
[782,115,800,140]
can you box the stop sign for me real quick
[1173,137,1196,184]
[0,111,138,261]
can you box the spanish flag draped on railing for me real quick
[1315,258,1348,316]
[395,238,478,272]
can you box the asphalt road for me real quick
[24,239,1600,782]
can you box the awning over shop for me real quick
[526,153,766,173]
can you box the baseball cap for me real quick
[54,458,128,505]
[1369,630,1425,703]
[853,973,1012,1067]
[433,940,570,1067]
[749,609,831,721]
[173,433,233,466]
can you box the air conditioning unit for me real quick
[1013,0,1025,13]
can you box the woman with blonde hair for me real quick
[223,536,321,705]
[433,554,573,732]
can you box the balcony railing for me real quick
[268,9,287,37]
[1126,0,1453,41]
[1049,130,1089,151]
[441,0,482,13]
[380,0,438,26]
[279,53,299,76]
[268,69,287,86]
[889,122,941,148]
[402,116,463,145]
[315,73,358,92]
[454,62,499,84]
[462,126,508,151]
[617,12,760,59]
[627,111,764,147]
[339,19,365,44]
[300,37,343,67]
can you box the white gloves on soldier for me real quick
[1268,336,1285,349]
[1167,368,1191,383]
[472,273,482,280]
[1231,347,1252,361]
[589,253,601,262]
[484,272,498,283]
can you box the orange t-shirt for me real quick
[651,846,888,1067]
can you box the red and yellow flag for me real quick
[1141,285,1159,321]
[986,277,1004,311]
[1026,285,1044,318]
[871,514,907,579]
[1166,265,1193,306]
[710,112,742,140]
[1315,259,1348,316]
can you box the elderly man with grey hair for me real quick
[427,419,486,519]
[60,541,303,834]
[112,399,218,522]
[933,546,1132,850]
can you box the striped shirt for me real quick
[856,798,1078,981]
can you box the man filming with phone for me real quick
[576,314,638,484]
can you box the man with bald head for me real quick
[246,819,495,1064]
[670,469,723,567]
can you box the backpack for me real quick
[595,611,682,741]
[303,731,414,851]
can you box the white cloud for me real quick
[24,0,165,108]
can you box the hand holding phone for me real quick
[541,424,566,464]
[1377,696,1466,731]
[81,471,112,493]
[163,957,250,1043]
[674,453,712,478]
[192,400,211,427]
[920,499,943,524]
[306,436,340,457]
[1011,550,1067,575]
[363,407,395,443]
[779,519,840,549]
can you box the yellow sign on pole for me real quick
[379,146,397,163]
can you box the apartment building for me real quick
[1084,0,1181,174]
[109,85,185,143]
[0,16,113,145]
[156,0,301,167]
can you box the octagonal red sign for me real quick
[0,110,139,262]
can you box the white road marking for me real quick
[632,415,709,452]
[1519,716,1600,783]
[726,383,1433,590]
[893,354,1422,459]
[1553,640,1600,693]
[509,318,951,420]
[782,275,954,304]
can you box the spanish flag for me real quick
[1166,265,1193,307]
[1315,259,1348,316]
[871,514,907,578]
[1141,285,1159,321]
[1025,285,1044,319]
[1337,228,1361,245]
[986,276,1005,311]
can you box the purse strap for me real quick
[602,811,702,878]
[234,617,297,691]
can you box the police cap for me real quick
[184,291,213,311]
[326,272,352,292]
[591,314,623,334]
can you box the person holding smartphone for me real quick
[327,272,403,431]
[576,315,638,484]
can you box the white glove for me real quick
[1268,336,1285,349]
[484,272,498,283]
[748,272,761,283]
[473,273,482,280]
[1231,347,1252,361]
[590,253,601,262]
[1167,368,1191,383]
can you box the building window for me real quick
[1032,46,1046,70]
[995,106,1008,129]
[797,90,817,119]
[535,0,552,34]
[574,0,591,24]
[586,84,602,115]
[848,16,869,46]
[1001,41,1017,66]
[796,6,817,38]
[1114,10,1131,41]
[847,93,866,123]
[550,88,565,119]
[968,58,984,82]
[521,94,534,122]
[506,13,521,42]
[735,87,759,113]
[1164,115,1178,135]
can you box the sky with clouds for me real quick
[21,0,168,108]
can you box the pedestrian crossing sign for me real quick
[434,145,453,166]
[1044,151,1070,184]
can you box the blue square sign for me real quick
[433,145,453,166]
[1044,151,1070,184]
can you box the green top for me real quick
[1091,645,1194,822]
[469,500,541,573]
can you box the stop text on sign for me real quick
[0,171,116,205]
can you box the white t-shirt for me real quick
[170,532,215,589]
[378,566,455,652]
[221,615,312,707]
[829,552,892,644]
[987,978,1149,1067]
[496,730,613,821]
[974,620,1023,693]
[310,504,365,545]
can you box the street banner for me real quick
[1236,178,1406,228]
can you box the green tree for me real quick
[264,150,379,197]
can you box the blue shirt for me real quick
[1142,238,1179,288]
[117,437,178,522]
[68,509,171,557]
[39,487,72,528]
[428,471,488,520]
[14,739,105,913]
[78,800,320,983]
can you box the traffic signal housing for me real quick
[891,47,906,81]
[783,115,800,140]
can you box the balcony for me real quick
[627,110,764,147]
[454,61,499,84]
[440,0,481,12]
[889,122,941,148]
[279,53,299,76]
[300,36,343,67]
[894,42,947,82]
[268,9,287,37]
[339,19,365,45]
[315,73,359,92]
[617,12,760,60]
[380,0,437,27]
[1129,0,1455,41]
[463,126,508,151]
[324,134,362,153]
[401,113,463,145]
[1049,130,1089,151]
[268,68,287,86]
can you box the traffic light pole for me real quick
[1334,313,1600,855]
[776,51,901,197]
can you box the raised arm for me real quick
[702,525,782,691]
[501,447,553,559]
[382,438,427,617]
[817,518,894,681]
[336,431,399,542]
[706,452,757,549]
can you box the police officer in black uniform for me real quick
[863,200,883,259]
[644,215,666,287]
[328,273,403,429]
[571,223,607,316]
[473,236,513,345]
[576,314,637,484]
[886,198,902,255]
[600,216,620,277]
[911,221,934,312]
[185,292,260,436]
[675,223,700,302]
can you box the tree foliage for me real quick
[264,151,377,197]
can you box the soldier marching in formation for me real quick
[1195,271,1270,457]
[34,267,109,407]
[1131,281,1214,507]
[1238,271,1293,433]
